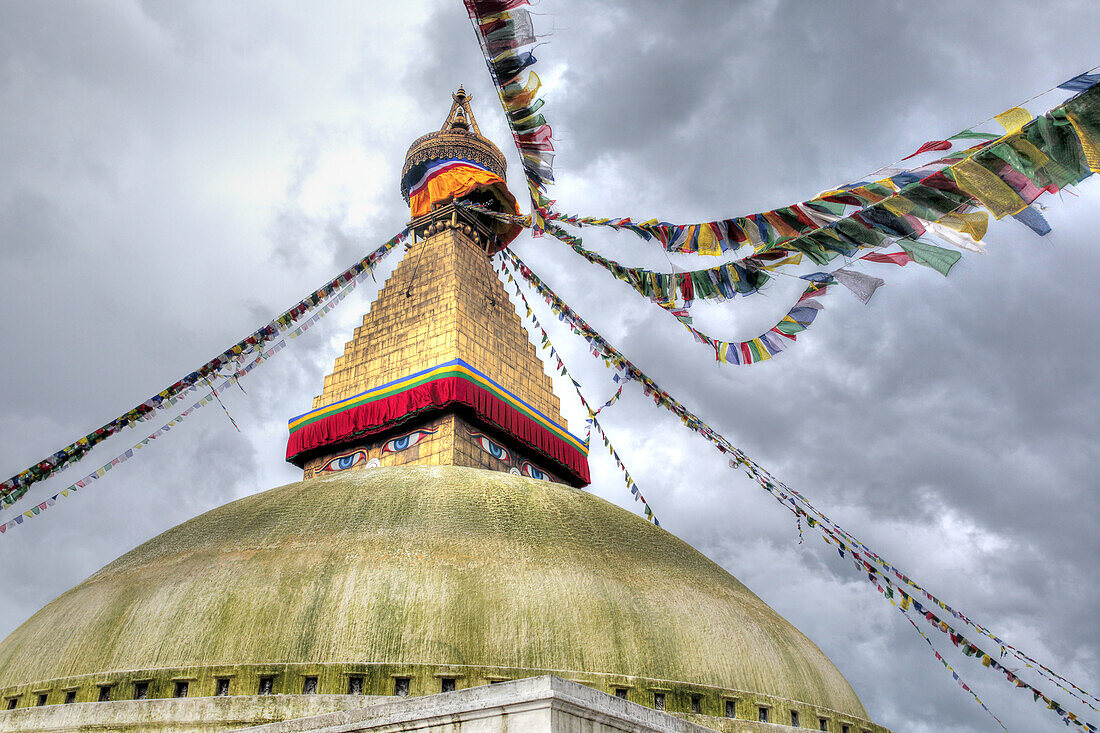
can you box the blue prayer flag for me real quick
[1058,72,1100,92]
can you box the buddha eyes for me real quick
[382,428,436,454]
[320,450,366,472]
[520,461,549,481]
[470,432,511,463]
[317,429,436,471]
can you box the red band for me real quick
[287,376,590,486]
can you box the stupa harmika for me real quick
[0,89,891,733]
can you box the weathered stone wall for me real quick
[0,662,885,733]
[0,694,382,732]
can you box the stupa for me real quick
[0,89,891,733]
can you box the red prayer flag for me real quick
[861,251,912,266]
[901,139,953,161]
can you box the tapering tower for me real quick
[285,88,589,487]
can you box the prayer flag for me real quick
[994,107,1032,134]
[902,140,952,160]
[1058,72,1100,92]
[897,240,962,276]
[861,251,911,266]
[1011,206,1052,236]
[949,129,1001,141]
[925,222,986,253]
[833,268,884,304]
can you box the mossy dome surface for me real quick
[0,466,868,718]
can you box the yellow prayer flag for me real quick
[882,196,915,216]
[951,158,1027,219]
[1007,137,1050,170]
[763,253,803,270]
[937,211,989,241]
[696,224,721,256]
[506,71,542,109]
[994,107,1031,134]
[875,177,899,192]
[752,339,772,362]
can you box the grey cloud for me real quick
[2,1,1098,731]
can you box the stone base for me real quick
[0,676,836,733]
[234,676,716,733]
[0,694,384,733]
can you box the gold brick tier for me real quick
[313,222,562,427]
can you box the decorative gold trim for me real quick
[401,87,508,202]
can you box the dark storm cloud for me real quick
[1,1,1097,731]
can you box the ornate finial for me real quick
[452,107,469,131]
[439,85,481,135]
[402,87,506,202]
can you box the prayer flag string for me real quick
[0,229,409,513]
[461,202,869,365]
[0,274,371,535]
[460,77,1100,367]
[501,247,1098,728]
[526,73,1099,261]
[496,257,660,527]
[464,0,555,209]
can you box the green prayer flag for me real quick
[897,240,962,276]
[805,199,845,216]
[949,129,1001,141]
[988,142,1039,182]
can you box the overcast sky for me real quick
[1,2,1098,731]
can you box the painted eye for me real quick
[520,461,549,481]
[320,450,366,472]
[382,428,436,454]
[470,432,511,463]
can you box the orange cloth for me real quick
[410,165,515,217]
[409,164,522,247]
